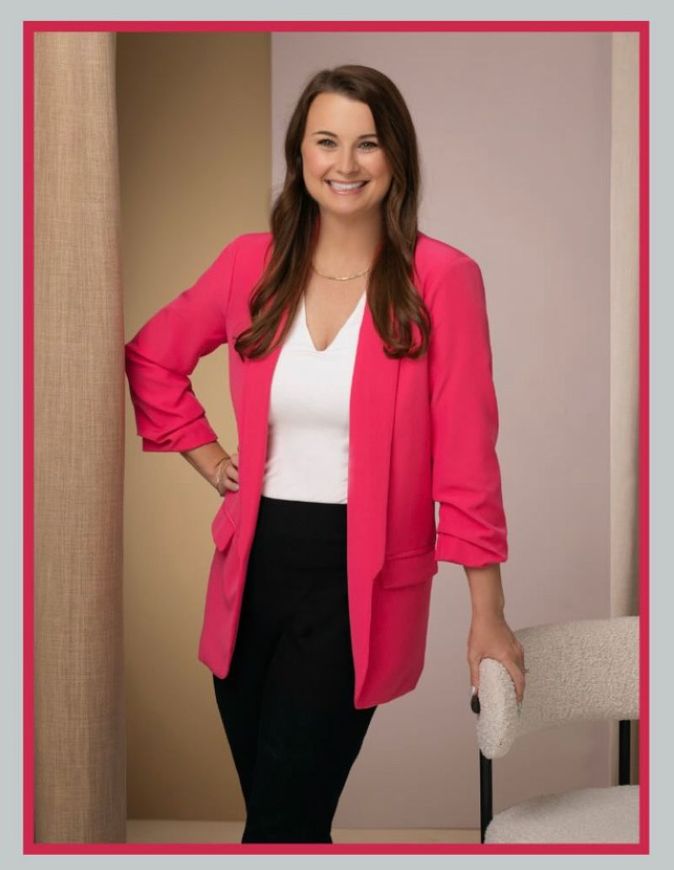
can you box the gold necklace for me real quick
[311,263,371,281]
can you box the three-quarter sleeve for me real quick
[427,254,508,567]
[124,235,240,452]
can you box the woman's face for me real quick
[300,92,393,218]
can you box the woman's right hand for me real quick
[213,448,239,497]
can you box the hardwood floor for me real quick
[126,819,481,844]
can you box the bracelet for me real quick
[213,456,229,495]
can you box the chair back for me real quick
[476,616,639,758]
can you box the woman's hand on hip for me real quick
[213,448,239,496]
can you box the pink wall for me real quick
[272,31,613,829]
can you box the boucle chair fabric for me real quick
[477,616,638,758]
[484,784,639,844]
[476,616,639,844]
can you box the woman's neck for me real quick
[312,211,383,272]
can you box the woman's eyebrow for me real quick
[311,130,378,138]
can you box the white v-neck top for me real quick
[261,291,367,504]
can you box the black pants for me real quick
[212,495,378,844]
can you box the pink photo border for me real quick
[22,18,650,857]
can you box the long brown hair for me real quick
[234,64,431,360]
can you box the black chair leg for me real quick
[479,750,492,843]
[619,719,631,785]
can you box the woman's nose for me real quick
[333,152,360,175]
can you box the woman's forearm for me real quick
[465,563,505,617]
[181,441,230,489]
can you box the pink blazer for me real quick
[124,230,508,708]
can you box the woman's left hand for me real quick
[467,611,526,706]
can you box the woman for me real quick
[124,64,525,844]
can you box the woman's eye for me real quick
[317,138,378,150]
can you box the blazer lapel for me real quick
[347,301,401,580]
[236,307,289,565]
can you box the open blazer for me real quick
[125,230,508,709]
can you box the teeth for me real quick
[328,181,366,190]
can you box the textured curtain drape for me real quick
[609,32,640,783]
[34,32,126,842]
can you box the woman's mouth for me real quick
[326,180,369,195]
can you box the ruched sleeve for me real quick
[124,235,240,452]
[427,254,508,567]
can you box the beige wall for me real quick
[118,32,270,821]
[272,32,618,829]
[609,32,640,784]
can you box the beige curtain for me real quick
[34,32,126,842]
[609,33,640,783]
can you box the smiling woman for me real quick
[301,91,393,215]
[124,62,514,846]
[231,66,429,362]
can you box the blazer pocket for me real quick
[211,491,240,551]
[378,545,438,589]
